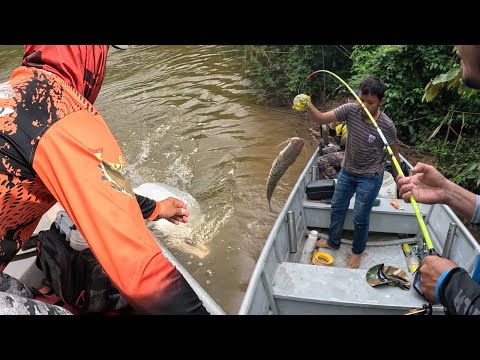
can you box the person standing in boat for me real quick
[294,76,401,268]
[0,45,209,314]
[396,44,480,315]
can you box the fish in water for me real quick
[266,137,305,211]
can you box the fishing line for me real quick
[305,69,434,252]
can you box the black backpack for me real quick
[36,223,129,314]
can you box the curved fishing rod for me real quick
[305,69,435,254]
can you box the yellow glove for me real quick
[292,94,312,111]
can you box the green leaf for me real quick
[431,68,461,85]
[465,162,479,172]
[423,81,442,102]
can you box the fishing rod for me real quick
[305,69,438,298]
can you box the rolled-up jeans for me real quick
[327,169,383,254]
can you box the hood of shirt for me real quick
[22,45,109,104]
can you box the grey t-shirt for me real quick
[334,102,397,177]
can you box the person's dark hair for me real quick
[359,75,386,100]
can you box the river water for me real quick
[0,45,318,314]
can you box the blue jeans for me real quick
[327,169,383,254]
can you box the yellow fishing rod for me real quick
[305,69,435,254]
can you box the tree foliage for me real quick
[244,45,352,105]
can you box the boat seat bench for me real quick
[303,197,431,234]
[271,262,436,315]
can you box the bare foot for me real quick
[347,253,362,269]
[315,239,337,250]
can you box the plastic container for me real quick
[378,171,397,199]
[54,210,89,251]
[402,243,412,257]
[406,254,420,273]
[306,180,335,200]
[69,230,89,251]
[299,230,318,264]
[311,251,334,266]
[402,243,419,273]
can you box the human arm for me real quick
[135,194,189,224]
[421,256,480,314]
[397,162,477,221]
[135,194,157,219]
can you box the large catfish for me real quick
[266,137,305,211]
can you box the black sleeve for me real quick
[439,267,480,315]
[135,194,157,219]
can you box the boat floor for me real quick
[313,242,407,270]
[310,232,410,271]
[4,249,45,290]
[288,229,416,274]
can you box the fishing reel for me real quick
[412,241,440,299]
